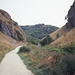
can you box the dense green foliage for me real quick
[15,30,23,41]
[56,33,60,38]
[50,55,75,75]
[30,40,38,45]
[61,55,75,75]
[26,34,39,45]
[20,24,59,40]
[62,45,75,53]
[18,46,30,53]
[40,35,54,46]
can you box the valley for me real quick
[0,1,75,75]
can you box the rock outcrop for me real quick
[0,9,26,43]
[66,1,75,28]
[50,1,75,47]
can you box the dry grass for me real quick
[0,32,16,62]
[0,31,26,62]
[50,28,75,47]
[50,25,71,40]
[0,9,26,62]
[18,44,64,75]
[25,44,62,68]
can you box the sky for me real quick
[0,0,74,27]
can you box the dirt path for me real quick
[0,46,34,75]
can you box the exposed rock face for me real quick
[67,1,75,28]
[0,9,26,43]
[0,9,11,20]
[1,22,11,37]
[50,1,75,47]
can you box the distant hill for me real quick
[50,1,75,47]
[20,24,59,41]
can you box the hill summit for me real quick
[20,24,59,41]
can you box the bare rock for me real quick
[0,9,26,43]
[67,1,75,28]
[0,9,11,21]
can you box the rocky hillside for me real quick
[0,9,26,62]
[66,1,75,28]
[0,9,26,42]
[20,24,59,40]
[50,1,75,47]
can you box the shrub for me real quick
[62,45,75,53]
[61,55,75,75]
[40,35,54,46]
[19,46,30,53]
[56,33,59,38]
[31,40,38,45]
[50,55,75,75]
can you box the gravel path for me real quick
[0,46,34,75]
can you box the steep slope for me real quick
[50,1,75,47]
[50,28,75,47]
[0,32,16,62]
[50,25,71,40]
[0,9,26,42]
[20,24,59,40]
[0,9,26,62]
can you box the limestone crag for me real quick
[67,1,75,28]
[0,9,11,20]
[0,9,26,42]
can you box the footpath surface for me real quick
[0,46,34,75]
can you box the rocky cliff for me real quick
[66,1,75,28]
[50,1,75,47]
[0,9,26,42]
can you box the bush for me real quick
[19,46,30,53]
[40,35,54,46]
[56,33,59,39]
[31,40,38,45]
[62,45,75,53]
[50,55,75,75]
[61,55,75,75]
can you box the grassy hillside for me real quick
[50,28,75,47]
[50,25,71,40]
[0,32,17,62]
[50,1,75,47]
[20,24,59,40]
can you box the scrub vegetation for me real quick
[18,44,75,75]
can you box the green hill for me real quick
[20,24,59,41]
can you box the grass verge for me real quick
[0,40,16,62]
[18,44,75,75]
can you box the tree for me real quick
[40,35,54,46]
[56,33,59,38]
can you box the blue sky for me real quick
[0,0,74,27]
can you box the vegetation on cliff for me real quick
[0,9,26,42]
